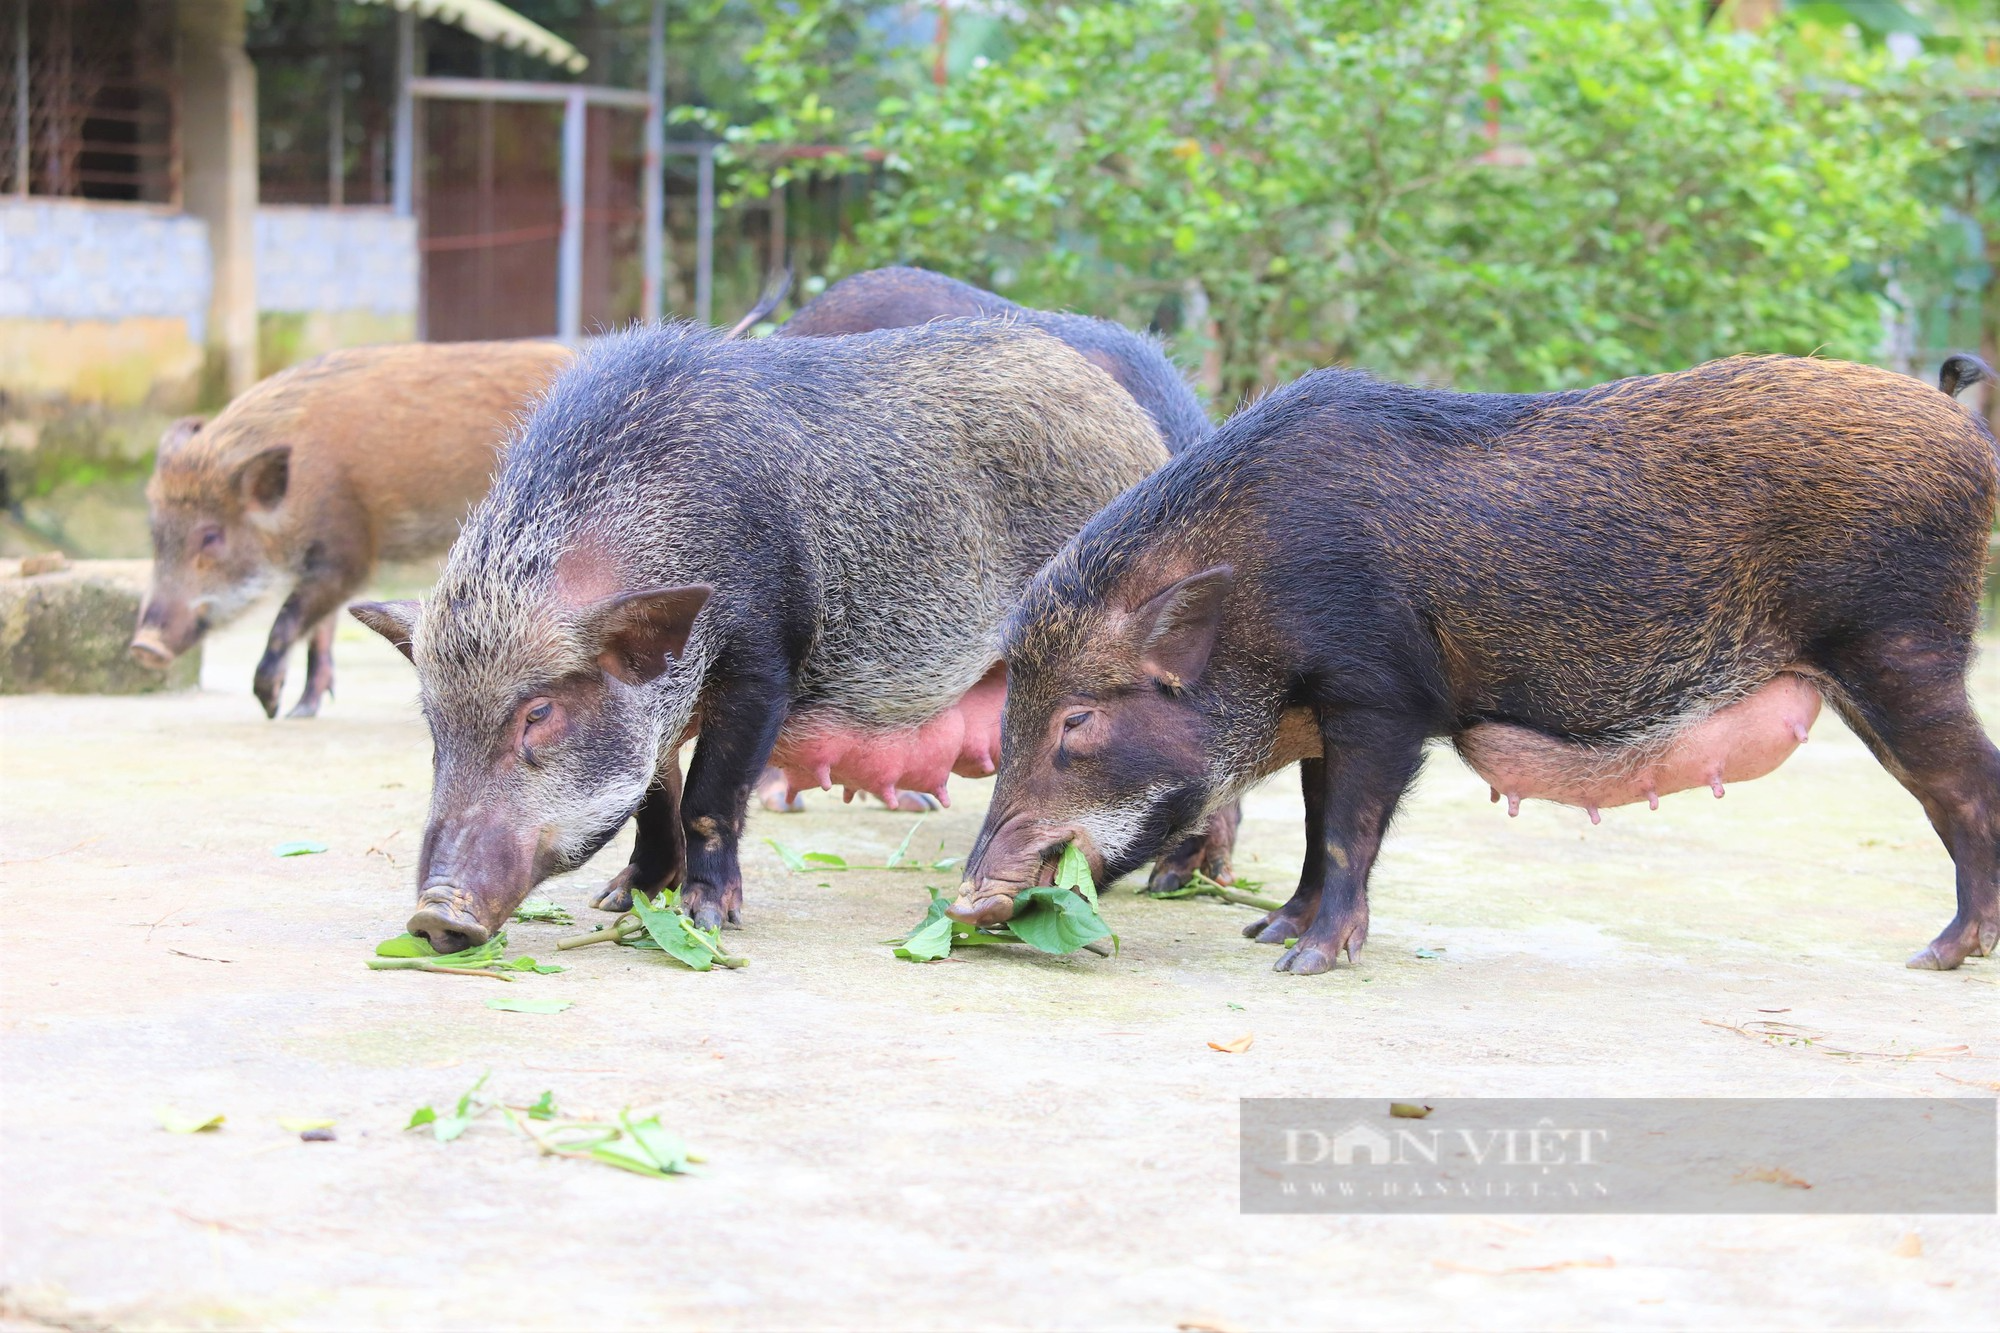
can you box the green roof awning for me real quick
[351,0,588,73]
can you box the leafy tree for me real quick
[831,0,1934,402]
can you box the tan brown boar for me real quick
[130,340,572,716]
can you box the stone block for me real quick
[0,558,200,694]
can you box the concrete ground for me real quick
[1,592,1995,1332]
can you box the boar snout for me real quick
[949,814,1084,926]
[128,628,175,669]
[407,886,491,956]
[411,814,544,952]
[130,595,205,665]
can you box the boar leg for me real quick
[679,670,792,931]
[1820,632,2000,970]
[1148,799,1241,894]
[1274,710,1428,976]
[254,570,358,719]
[1246,763,1326,943]
[592,763,688,913]
[286,618,338,718]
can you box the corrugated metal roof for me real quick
[351,0,589,73]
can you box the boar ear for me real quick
[590,584,713,686]
[233,445,291,509]
[157,415,206,459]
[1130,565,1234,690]
[350,600,421,663]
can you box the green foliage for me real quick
[406,1071,696,1179]
[369,932,566,979]
[512,898,575,926]
[890,844,1115,962]
[733,0,1936,399]
[626,887,747,971]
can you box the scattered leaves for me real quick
[486,996,574,1014]
[368,932,566,980]
[1148,869,1283,912]
[512,898,574,926]
[409,1073,696,1180]
[156,1107,224,1134]
[1208,1034,1254,1054]
[889,863,1117,962]
[274,841,328,857]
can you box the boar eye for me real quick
[1063,710,1092,733]
[525,700,553,725]
[197,526,224,552]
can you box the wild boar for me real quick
[955,354,2000,975]
[349,319,1167,952]
[759,267,1239,888]
[129,340,572,717]
[780,266,1213,455]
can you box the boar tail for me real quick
[723,266,794,339]
[1939,353,1994,399]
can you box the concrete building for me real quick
[0,0,585,415]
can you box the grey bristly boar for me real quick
[347,318,1167,952]
[954,353,2000,976]
[130,340,572,716]
[780,265,1214,455]
[768,266,1243,889]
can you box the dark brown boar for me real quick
[130,340,571,716]
[957,354,2000,976]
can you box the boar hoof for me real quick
[252,670,285,718]
[893,791,943,813]
[1907,916,1999,970]
[1250,915,1304,946]
[286,695,323,719]
[591,880,634,913]
[1274,943,1341,975]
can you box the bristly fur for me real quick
[1007,354,2000,806]
[779,265,1213,454]
[414,317,1169,767]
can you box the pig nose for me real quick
[128,628,175,669]
[407,890,490,956]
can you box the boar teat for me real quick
[954,564,1234,923]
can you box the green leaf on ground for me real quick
[375,933,436,958]
[276,1117,334,1132]
[274,840,328,857]
[486,996,573,1014]
[885,818,927,867]
[893,895,957,962]
[630,888,718,971]
[1007,884,1115,955]
[156,1106,224,1133]
[527,1091,558,1121]
[406,1106,437,1130]
[1052,841,1099,906]
[513,898,574,925]
[764,838,809,872]
[801,851,848,869]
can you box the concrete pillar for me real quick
[178,0,259,400]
